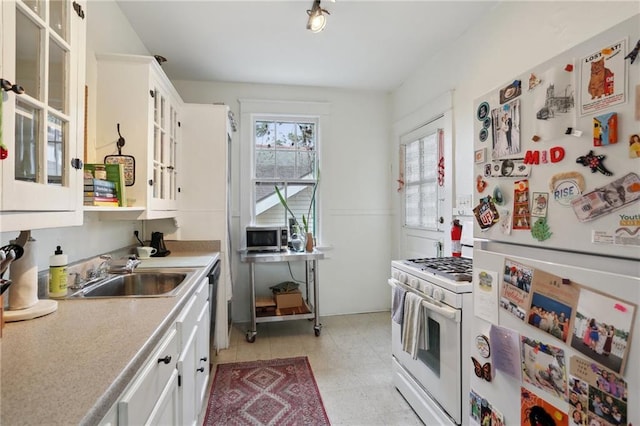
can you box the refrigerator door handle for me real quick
[388,279,461,322]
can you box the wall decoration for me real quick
[474,268,499,323]
[512,180,531,230]
[570,356,628,426]
[489,158,531,178]
[580,39,626,115]
[474,148,486,164]
[629,133,640,158]
[521,387,568,426]
[521,337,568,401]
[491,99,521,158]
[570,172,640,222]
[569,287,637,374]
[534,66,576,141]
[593,112,618,146]
[549,172,585,206]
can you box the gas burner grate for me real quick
[403,257,472,281]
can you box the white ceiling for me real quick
[115,0,499,91]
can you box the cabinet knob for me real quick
[71,158,83,170]
[196,367,205,373]
[0,79,25,94]
[200,357,208,362]
[157,355,172,364]
[148,179,154,186]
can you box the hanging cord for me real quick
[286,261,305,285]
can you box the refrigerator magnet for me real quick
[475,335,491,358]
[477,102,490,121]
[549,172,585,206]
[576,150,613,176]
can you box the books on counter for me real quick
[83,163,127,207]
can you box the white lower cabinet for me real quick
[177,277,210,426]
[118,325,178,425]
[103,276,211,425]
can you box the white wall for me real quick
[390,1,637,259]
[173,80,392,319]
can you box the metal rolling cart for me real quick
[240,249,324,343]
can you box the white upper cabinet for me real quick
[0,0,86,231]
[95,54,183,219]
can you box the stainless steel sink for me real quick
[67,269,196,298]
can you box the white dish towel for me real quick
[402,292,425,359]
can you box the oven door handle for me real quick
[388,278,460,322]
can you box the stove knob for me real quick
[432,288,444,302]
[422,283,433,297]
[391,270,399,280]
[408,277,419,288]
[398,272,407,284]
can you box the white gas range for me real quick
[389,257,473,426]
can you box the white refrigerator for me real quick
[469,15,639,426]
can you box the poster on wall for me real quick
[533,65,576,140]
[580,39,626,115]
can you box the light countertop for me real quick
[0,250,219,425]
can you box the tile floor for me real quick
[200,312,424,425]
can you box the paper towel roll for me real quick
[8,237,39,310]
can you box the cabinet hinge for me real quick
[72,1,85,19]
[178,374,182,387]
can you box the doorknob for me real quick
[0,79,25,94]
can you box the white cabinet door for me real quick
[178,327,198,426]
[146,369,180,426]
[95,54,182,219]
[195,301,211,409]
[118,325,178,426]
[0,0,86,230]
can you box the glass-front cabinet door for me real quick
[149,78,179,211]
[1,0,85,213]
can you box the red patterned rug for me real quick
[203,356,331,426]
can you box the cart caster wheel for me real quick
[246,333,256,343]
[314,328,321,337]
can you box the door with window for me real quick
[399,113,452,259]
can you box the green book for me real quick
[84,163,127,207]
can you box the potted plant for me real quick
[274,172,319,252]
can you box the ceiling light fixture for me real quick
[306,0,330,33]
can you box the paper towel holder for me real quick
[4,231,57,322]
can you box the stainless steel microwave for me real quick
[246,226,288,252]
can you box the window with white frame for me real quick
[404,129,443,230]
[252,117,319,236]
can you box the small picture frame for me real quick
[475,148,486,164]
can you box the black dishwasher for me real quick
[208,260,221,340]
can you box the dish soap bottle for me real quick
[49,246,68,298]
